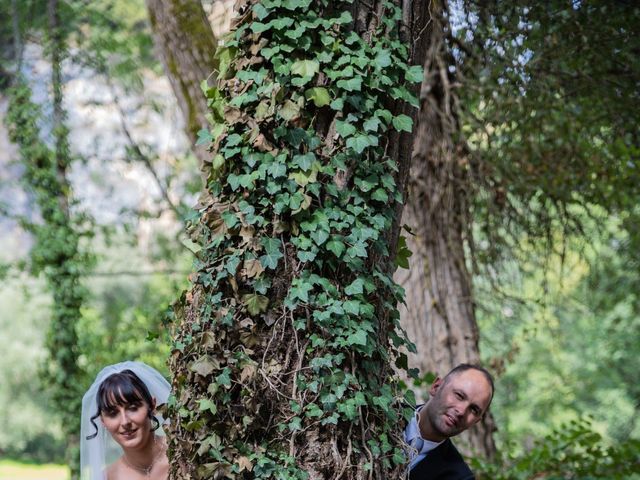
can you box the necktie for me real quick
[411,436,424,460]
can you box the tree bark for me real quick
[395,1,497,458]
[145,0,218,166]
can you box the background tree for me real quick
[396,0,639,457]
[145,0,219,166]
[5,1,90,476]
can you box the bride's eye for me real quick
[104,408,118,417]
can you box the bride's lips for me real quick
[120,429,138,439]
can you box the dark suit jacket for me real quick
[409,438,475,480]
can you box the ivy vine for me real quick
[6,78,91,480]
[168,1,421,478]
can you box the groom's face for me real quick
[420,369,492,442]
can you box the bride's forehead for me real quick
[100,382,144,407]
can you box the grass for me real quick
[0,460,68,480]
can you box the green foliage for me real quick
[473,418,640,479]
[457,1,640,264]
[0,275,65,464]
[168,0,420,477]
[6,75,89,478]
[477,211,640,445]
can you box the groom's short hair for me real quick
[442,363,495,403]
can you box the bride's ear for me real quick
[151,396,157,411]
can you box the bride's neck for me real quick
[123,434,159,466]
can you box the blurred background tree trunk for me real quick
[145,0,218,166]
[395,1,497,458]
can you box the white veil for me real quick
[80,361,171,480]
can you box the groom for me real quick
[405,364,494,480]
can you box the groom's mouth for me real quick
[443,414,457,428]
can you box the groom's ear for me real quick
[429,376,444,397]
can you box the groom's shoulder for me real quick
[410,439,475,480]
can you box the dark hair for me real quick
[443,363,495,406]
[86,369,160,440]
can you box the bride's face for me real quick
[101,399,155,449]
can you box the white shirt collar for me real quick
[405,405,444,468]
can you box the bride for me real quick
[80,361,171,480]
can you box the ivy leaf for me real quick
[271,17,295,30]
[196,128,213,146]
[282,0,313,10]
[285,25,307,40]
[338,399,358,420]
[305,87,332,107]
[311,229,330,245]
[226,133,242,147]
[374,49,392,69]
[288,417,302,431]
[363,117,381,132]
[289,168,318,187]
[212,154,225,171]
[392,114,413,132]
[326,239,345,257]
[293,152,315,171]
[347,329,368,346]
[345,277,364,295]
[279,100,301,121]
[406,65,424,83]
[346,134,376,154]
[290,278,314,302]
[335,120,356,138]
[242,293,270,315]
[291,59,319,77]
[337,77,362,92]
[221,210,239,228]
[330,97,344,111]
[260,237,283,269]
[252,4,270,20]
[305,403,324,418]
[371,188,388,202]
[395,235,413,269]
[375,108,393,124]
[267,161,287,178]
[333,10,353,24]
[251,22,270,34]
[354,175,377,192]
[198,399,218,414]
[347,242,367,258]
[297,249,317,262]
[181,238,201,254]
[343,300,361,315]
[216,368,232,387]
[190,355,219,377]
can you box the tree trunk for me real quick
[167,1,430,478]
[145,0,218,166]
[395,2,497,458]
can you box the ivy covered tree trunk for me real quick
[167,1,429,478]
[395,3,497,457]
[145,0,219,165]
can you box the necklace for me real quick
[122,436,165,477]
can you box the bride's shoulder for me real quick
[104,458,125,480]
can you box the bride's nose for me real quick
[118,408,132,425]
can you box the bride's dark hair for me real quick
[86,369,160,440]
